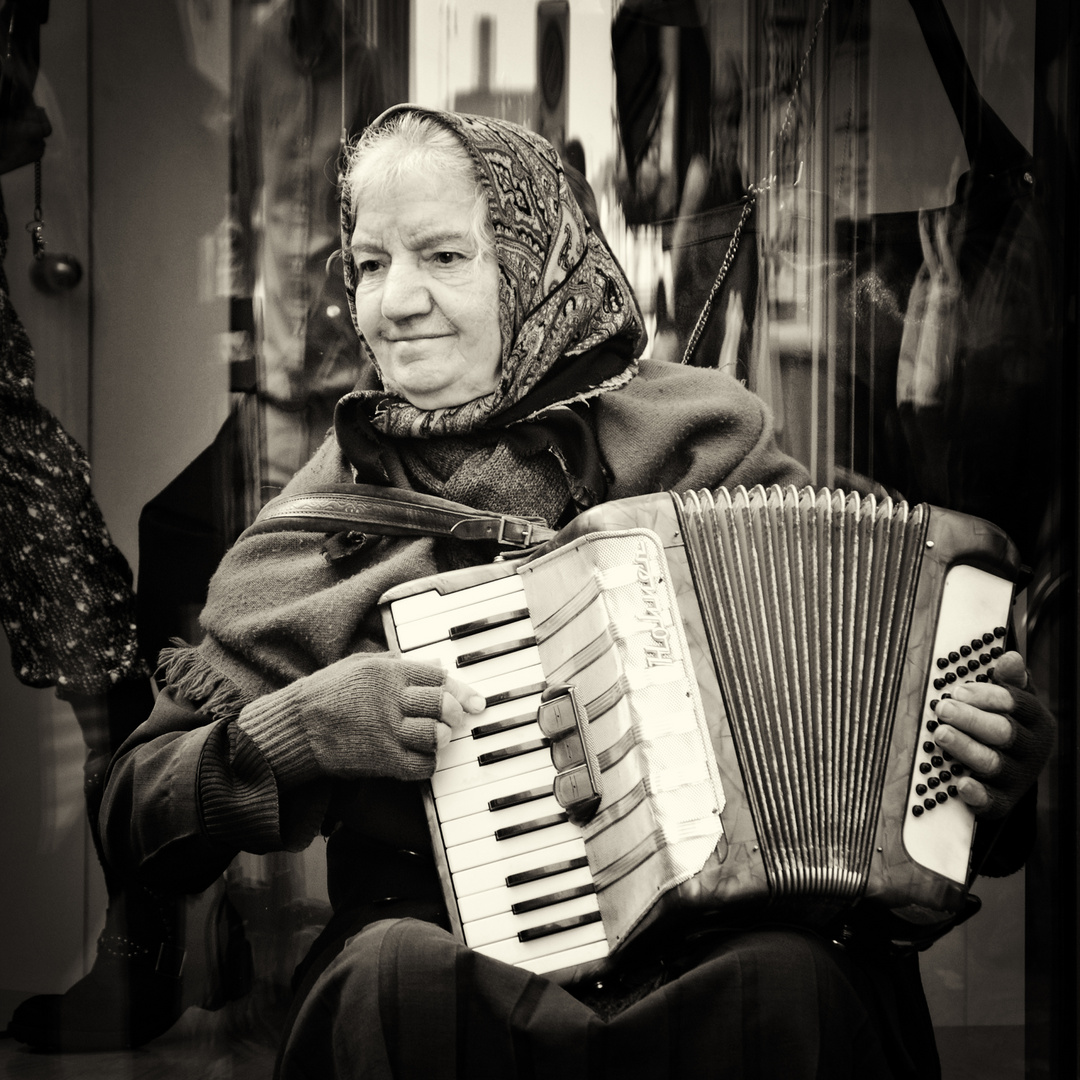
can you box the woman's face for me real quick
[348,169,502,410]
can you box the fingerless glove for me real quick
[236,654,446,787]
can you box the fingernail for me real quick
[934,725,952,746]
[468,695,486,712]
[950,684,972,701]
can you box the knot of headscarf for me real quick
[339,105,646,439]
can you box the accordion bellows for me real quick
[678,486,933,908]
[381,486,1022,981]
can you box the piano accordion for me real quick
[379,486,1023,983]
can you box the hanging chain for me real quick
[679,190,758,365]
[26,157,46,258]
[681,0,831,365]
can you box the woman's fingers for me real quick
[435,675,486,748]
[952,775,992,813]
[989,650,1028,690]
[932,658,1024,803]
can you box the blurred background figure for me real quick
[232,0,387,495]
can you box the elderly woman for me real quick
[101,107,1052,1079]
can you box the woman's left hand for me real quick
[932,650,1057,819]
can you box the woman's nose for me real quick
[380,262,432,321]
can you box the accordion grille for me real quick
[674,485,928,907]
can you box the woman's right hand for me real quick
[236,653,486,785]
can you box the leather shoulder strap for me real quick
[242,483,556,549]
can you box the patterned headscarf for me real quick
[339,105,647,438]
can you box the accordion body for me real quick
[379,486,1023,982]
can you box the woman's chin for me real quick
[389,379,496,412]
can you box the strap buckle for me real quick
[497,516,543,548]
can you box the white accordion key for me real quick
[457,861,595,923]
[450,836,590,899]
[432,665,549,784]
[439,792,564,848]
[431,740,551,798]
[390,575,526,649]
[437,708,548,770]
[445,818,584,874]
[404,620,540,681]
[445,690,543,747]
[471,911,607,969]
[459,838,607,974]
[435,765,556,823]
[512,937,611,976]
[463,892,601,949]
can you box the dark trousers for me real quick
[278,917,936,1080]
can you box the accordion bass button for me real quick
[916,784,928,796]
[912,805,924,817]
[919,763,932,775]
[924,798,937,811]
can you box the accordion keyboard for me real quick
[386,572,611,976]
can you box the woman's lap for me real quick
[278,917,905,1080]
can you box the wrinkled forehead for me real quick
[348,106,570,256]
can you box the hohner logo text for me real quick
[633,538,675,667]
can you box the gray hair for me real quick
[344,112,495,260]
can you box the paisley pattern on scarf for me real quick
[339,106,647,438]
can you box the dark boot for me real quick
[6,881,253,1051]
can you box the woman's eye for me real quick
[357,259,383,275]
[433,251,465,266]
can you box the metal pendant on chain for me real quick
[27,157,82,294]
